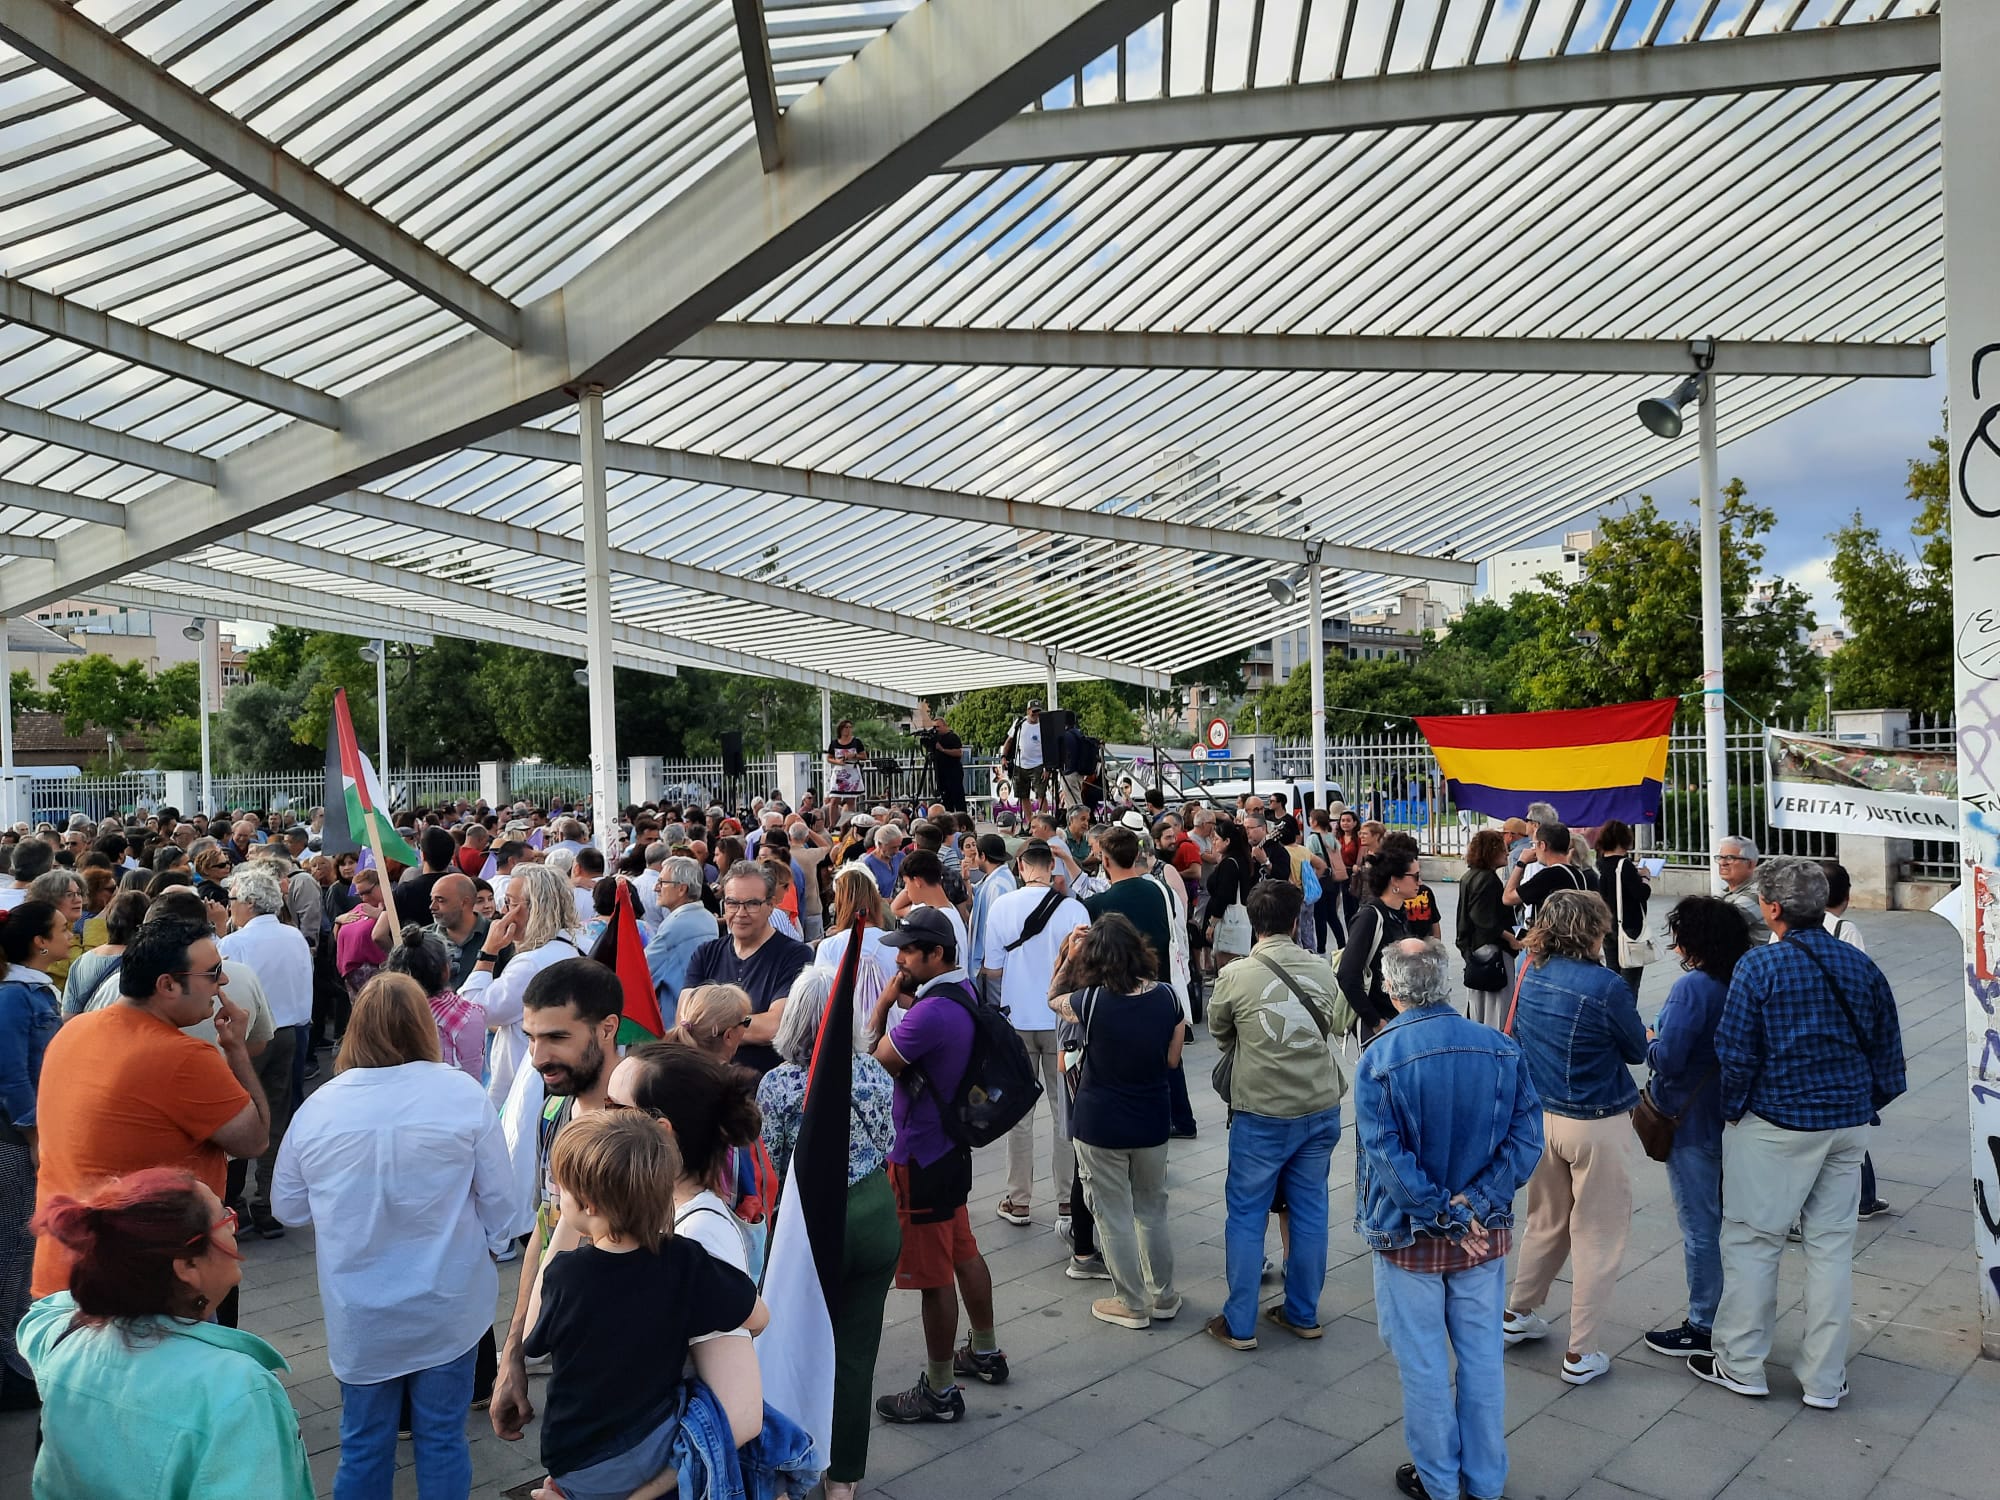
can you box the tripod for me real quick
[908,737,940,807]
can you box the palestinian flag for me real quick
[757,914,860,1469]
[322,688,419,866]
[589,880,664,1045]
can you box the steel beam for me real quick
[313,485,1172,687]
[948,16,1942,171]
[0,538,57,560]
[206,534,918,704]
[480,427,1477,586]
[733,0,785,172]
[86,579,438,647]
[0,398,218,484]
[681,324,1936,380]
[0,0,523,346]
[0,1,1168,619]
[0,480,128,529]
[0,275,342,426]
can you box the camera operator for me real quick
[922,712,967,812]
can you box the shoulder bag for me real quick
[1614,858,1659,968]
[1631,1063,1717,1162]
[1210,858,1252,954]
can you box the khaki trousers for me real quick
[1004,1027,1072,1207]
[1507,1111,1634,1355]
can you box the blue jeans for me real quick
[1223,1106,1340,1338]
[1666,1137,1723,1332]
[335,1342,478,1500]
[1373,1255,1508,1500]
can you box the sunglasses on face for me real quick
[174,962,227,984]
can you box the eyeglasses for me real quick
[189,1207,243,1259]
[722,897,768,911]
[174,961,227,984]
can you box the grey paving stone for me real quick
[1882,1410,1999,1500]
[1026,1418,1218,1500]
[1595,1409,1766,1500]
[1165,1415,1350,1500]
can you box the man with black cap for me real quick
[1001,701,1049,811]
[868,907,1008,1424]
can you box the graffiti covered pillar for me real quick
[1944,0,2000,1358]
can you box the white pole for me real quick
[1044,655,1059,711]
[1941,0,2000,1356]
[0,620,15,828]
[578,385,620,856]
[1307,555,1327,818]
[1696,369,1728,895]
[818,687,833,798]
[374,647,389,800]
[197,629,214,818]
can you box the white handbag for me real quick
[1615,858,1659,968]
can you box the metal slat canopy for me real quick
[0,0,1946,699]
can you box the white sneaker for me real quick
[1503,1309,1550,1345]
[1561,1350,1611,1386]
[1802,1377,1850,1411]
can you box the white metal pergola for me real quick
[0,0,1995,1348]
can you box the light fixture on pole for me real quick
[182,618,213,818]
[357,640,389,789]
[573,668,590,688]
[1266,563,1308,605]
[1638,338,1726,893]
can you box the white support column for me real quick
[578,385,619,855]
[1942,0,2000,1357]
[1307,552,1328,816]
[819,688,833,799]
[373,648,390,798]
[1697,371,1729,894]
[197,631,214,818]
[0,622,15,827]
[1044,653,1060,711]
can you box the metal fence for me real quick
[1904,719,1959,882]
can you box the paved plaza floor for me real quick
[4,904,1993,1499]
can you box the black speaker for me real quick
[720,731,745,779]
[1039,709,1073,754]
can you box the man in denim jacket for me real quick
[1354,939,1543,1500]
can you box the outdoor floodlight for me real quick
[181,617,206,642]
[1636,372,1705,439]
[358,639,384,663]
[573,668,590,688]
[1266,564,1309,605]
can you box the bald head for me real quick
[429,872,478,937]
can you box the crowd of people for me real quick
[0,784,1911,1500]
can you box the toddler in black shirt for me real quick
[524,1110,767,1500]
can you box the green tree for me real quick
[147,715,206,771]
[1509,483,1816,721]
[215,682,320,772]
[8,672,47,715]
[146,661,201,724]
[241,626,315,691]
[476,647,590,763]
[389,640,511,762]
[45,654,153,736]
[1824,431,1952,717]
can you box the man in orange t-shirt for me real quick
[31,915,270,1304]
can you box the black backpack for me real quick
[908,978,1044,1148]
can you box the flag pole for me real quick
[372,818,404,947]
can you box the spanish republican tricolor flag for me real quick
[757,914,862,1470]
[1415,698,1677,825]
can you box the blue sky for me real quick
[1511,361,1947,630]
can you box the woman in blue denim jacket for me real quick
[1638,896,1751,1359]
[1502,890,1648,1387]
[0,899,66,1409]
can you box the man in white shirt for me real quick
[981,841,1089,1228]
[218,862,315,1238]
[631,841,669,925]
[1003,702,1050,809]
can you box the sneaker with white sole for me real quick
[1064,1254,1111,1280]
[1642,1321,1711,1357]
[1502,1309,1550,1345]
[995,1198,1031,1227]
[1092,1297,1151,1330]
[1686,1352,1769,1398]
[1802,1378,1850,1411]
[1152,1294,1183,1320]
[1561,1350,1611,1386]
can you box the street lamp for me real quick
[1266,563,1308,605]
[356,640,389,785]
[1635,372,1704,439]
[181,618,213,817]
[573,668,590,688]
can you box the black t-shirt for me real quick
[393,870,445,928]
[1401,883,1442,938]
[1071,984,1182,1149]
[682,930,813,1074]
[1518,863,1598,926]
[524,1240,756,1476]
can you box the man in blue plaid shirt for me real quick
[1687,858,1905,1410]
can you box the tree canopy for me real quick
[1824,431,1952,718]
